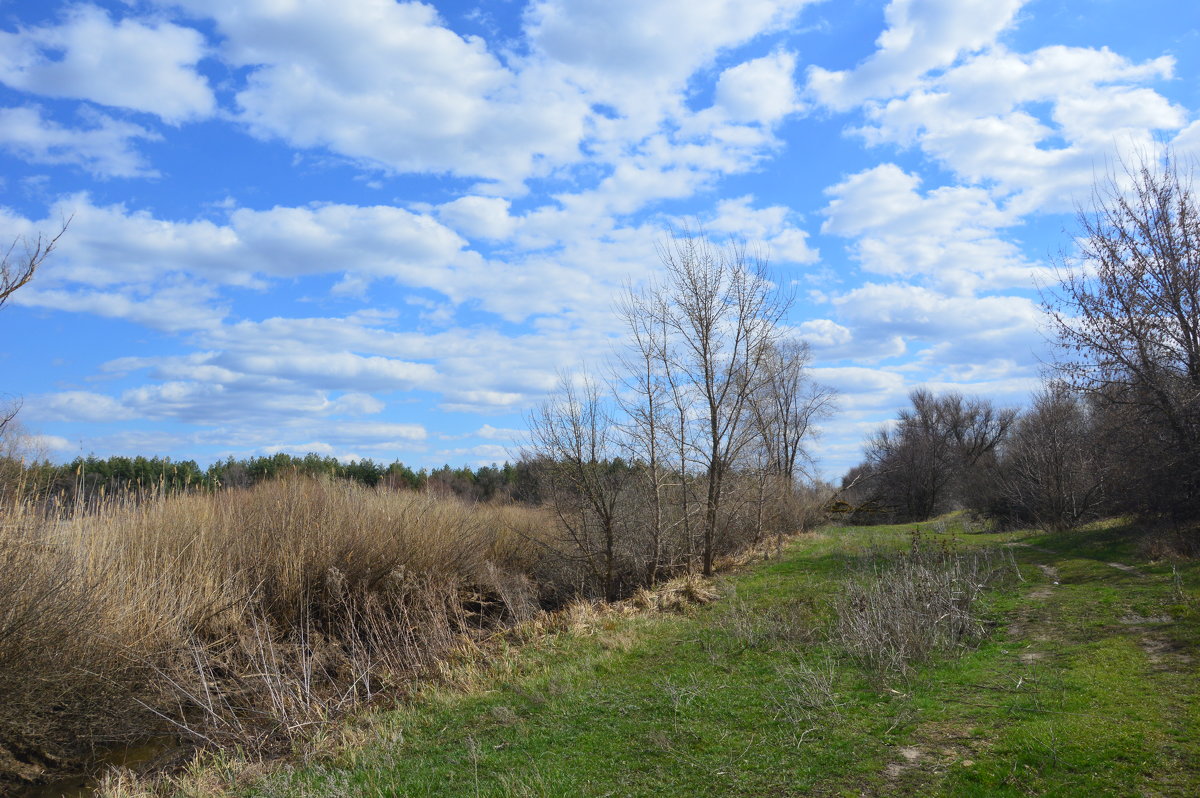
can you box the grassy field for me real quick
[105,518,1200,797]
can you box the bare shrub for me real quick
[833,541,1012,675]
[0,523,159,783]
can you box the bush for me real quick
[833,538,1013,675]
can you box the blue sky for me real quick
[2,0,1198,478]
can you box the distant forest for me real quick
[12,451,537,504]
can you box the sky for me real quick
[2,0,1199,479]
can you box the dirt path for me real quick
[880,537,1199,795]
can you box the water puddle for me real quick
[16,740,182,798]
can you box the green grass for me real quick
[180,519,1200,797]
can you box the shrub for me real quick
[833,539,1013,675]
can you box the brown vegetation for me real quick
[0,476,553,786]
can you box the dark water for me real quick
[15,740,181,798]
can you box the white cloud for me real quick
[808,366,908,411]
[159,0,585,185]
[26,391,136,423]
[436,196,516,241]
[714,50,801,124]
[822,164,1042,293]
[15,282,226,332]
[437,443,510,463]
[807,0,1026,110]
[794,318,852,349]
[474,424,525,441]
[19,434,72,454]
[528,0,808,123]
[0,106,161,178]
[224,352,437,392]
[0,4,214,122]
[852,46,1184,212]
[831,282,1042,361]
[703,195,819,265]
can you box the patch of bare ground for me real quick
[883,745,923,782]
[1005,559,1058,642]
[881,722,987,793]
[1006,542,1058,556]
[1107,561,1146,577]
[1035,563,1060,583]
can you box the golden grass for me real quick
[0,476,555,785]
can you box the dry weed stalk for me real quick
[834,538,1013,675]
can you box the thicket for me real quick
[0,476,553,787]
[524,231,836,599]
[840,153,1200,535]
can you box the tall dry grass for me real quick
[833,537,1016,676]
[0,476,554,785]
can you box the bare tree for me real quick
[525,373,633,600]
[996,384,1107,531]
[750,339,836,484]
[614,286,672,583]
[1,222,68,311]
[649,231,791,575]
[743,339,836,543]
[1,221,69,439]
[1046,151,1200,519]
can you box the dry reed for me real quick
[0,476,553,786]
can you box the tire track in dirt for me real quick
[879,543,1060,791]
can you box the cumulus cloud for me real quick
[853,46,1184,211]
[822,164,1044,293]
[10,195,471,309]
[12,193,648,328]
[154,0,585,185]
[0,4,214,122]
[714,50,801,124]
[807,0,1026,110]
[830,282,1043,366]
[15,279,227,332]
[26,391,136,423]
[436,196,517,241]
[527,0,811,128]
[472,424,525,441]
[0,106,161,178]
[19,434,72,454]
[703,195,819,265]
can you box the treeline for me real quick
[7,451,535,505]
[836,386,1102,531]
[840,154,1199,534]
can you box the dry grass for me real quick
[833,540,1014,676]
[0,476,554,786]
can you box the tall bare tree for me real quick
[1046,151,1200,519]
[749,339,836,485]
[614,286,673,583]
[648,232,792,575]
